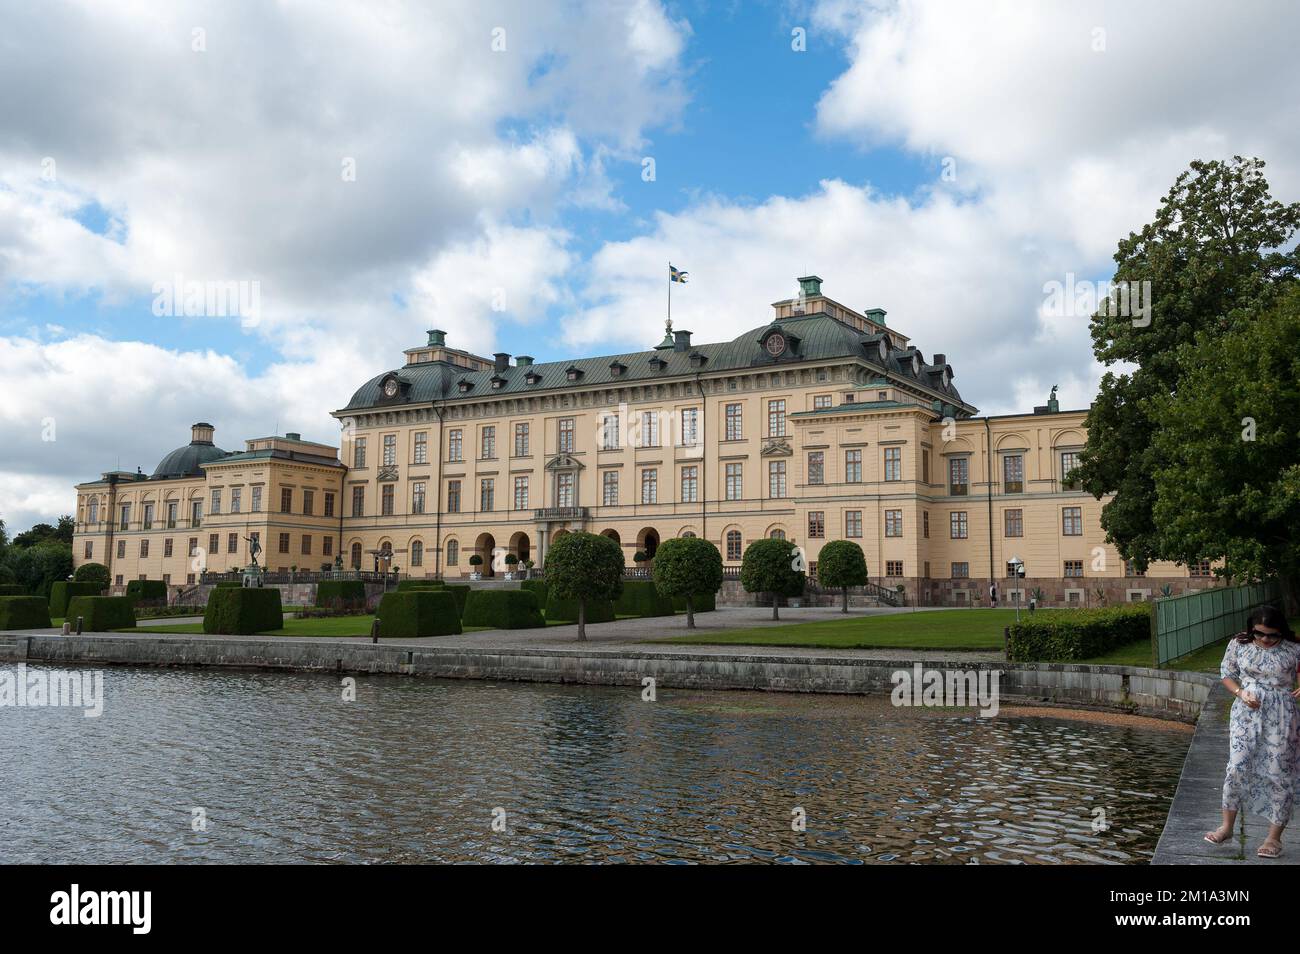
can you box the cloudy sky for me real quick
[2,0,1298,533]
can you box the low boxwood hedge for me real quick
[1006,604,1152,662]
[462,590,545,629]
[520,579,548,610]
[315,580,367,609]
[49,581,104,618]
[126,579,168,604]
[0,596,52,629]
[397,579,444,591]
[672,591,716,614]
[203,587,283,635]
[544,593,615,624]
[376,590,461,637]
[614,580,675,617]
[442,584,470,618]
[0,584,28,597]
[66,595,136,631]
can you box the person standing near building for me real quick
[989,581,998,608]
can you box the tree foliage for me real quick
[816,540,868,612]
[740,537,805,620]
[652,536,723,628]
[544,531,624,640]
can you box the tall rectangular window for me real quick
[383,433,396,467]
[1003,454,1024,494]
[140,539,149,558]
[680,408,699,446]
[601,414,619,450]
[1061,451,1082,490]
[322,537,332,557]
[301,535,312,556]
[210,490,221,515]
[885,509,903,537]
[922,452,930,484]
[883,447,902,482]
[302,490,314,515]
[724,403,742,441]
[480,479,494,511]
[353,437,367,468]
[768,460,787,498]
[278,533,289,554]
[845,449,862,483]
[807,451,824,485]
[229,490,241,515]
[1005,509,1024,537]
[280,488,292,513]
[351,486,364,517]
[949,457,969,495]
[725,463,742,500]
[641,411,660,447]
[448,429,463,462]
[641,468,658,504]
[163,539,172,558]
[950,511,969,539]
[412,482,426,514]
[845,511,863,538]
[558,418,575,453]
[514,422,529,456]
[414,431,427,464]
[513,476,529,510]
[726,531,742,561]
[480,426,496,459]
[808,511,825,538]
[447,480,461,513]
[190,500,202,527]
[923,510,930,538]
[323,492,334,517]
[381,485,394,516]
[119,503,131,530]
[556,473,573,508]
[767,399,786,437]
[142,502,154,529]
[602,471,618,505]
[680,465,698,503]
[1062,506,1083,535]
[251,487,262,512]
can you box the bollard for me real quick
[75,616,84,635]
[61,621,71,636]
[371,617,380,644]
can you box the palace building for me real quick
[72,276,1216,605]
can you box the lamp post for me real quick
[1009,555,1025,623]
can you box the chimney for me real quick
[427,329,446,347]
[673,329,692,352]
[493,352,511,372]
[933,354,946,367]
[191,422,215,445]
[864,308,887,326]
[797,275,823,298]
[515,355,534,367]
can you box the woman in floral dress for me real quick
[1205,606,1300,858]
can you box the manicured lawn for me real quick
[1078,637,1229,672]
[656,609,1018,651]
[127,615,493,637]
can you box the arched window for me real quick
[726,530,742,561]
[446,539,459,565]
[682,530,696,538]
[770,529,786,540]
[350,542,362,569]
[410,540,423,567]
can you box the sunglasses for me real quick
[1250,629,1283,640]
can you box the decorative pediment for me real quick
[760,437,793,457]
[545,453,585,472]
[377,465,399,482]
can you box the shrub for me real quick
[203,588,283,635]
[817,540,869,613]
[66,595,136,631]
[545,593,615,625]
[462,590,545,629]
[442,584,471,617]
[49,580,104,618]
[0,596,52,629]
[315,580,367,610]
[0,584,28,596]
[520,579,548,610]
[652,537,723,628]
[740,538,806,620]
[614,579,675,618]
[376,590,461,637]
[1006,604,1153,662]
[671,591,716,613]
[74,563,110,584]
[468,554,484,567]
[397,579,444,591]
[544,532,624,639]
[126,579,168,604]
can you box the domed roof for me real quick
[152,423,229,478]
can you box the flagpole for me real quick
[667,261,672,328]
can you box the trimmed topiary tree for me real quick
[376,589,461,637]
[462,590,545,629]
[74,562,110,584]
[203,588,283,635]
[49,580,103,618]
[614,579,675,619]
[125,579,168,605]
[315,579,367,610]
[672,592,715,614]
[652,537,723,629]
[0,596,52,629]
[66,595,136,630]
[543,531,624,640]
[816,540,869,613]
[740,537,806,620]
[544,592,615,626]
[443,584,471,618]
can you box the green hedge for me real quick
[443,584,470,618]
[520,579,548,609]
[614,580,675,617]
[74,563,110,584]
[0,584,28,597]
[1006,604,1153,662]
[66,595,136,631]
[315,580,367,609]
[0,596,52,629]
[203,587,283,635]
[462,590,545,629]
[215,580,243,589]
[545,593,615,624]
[397,579,445,591]
[126,579,168,604]
[671,590,716,614]
[49,581,103,618]
[376,590,462,637]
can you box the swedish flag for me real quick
[669,264,688,283]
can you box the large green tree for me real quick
[815,540,868,613]
[1077,157,1300,571]
[543,531,624,641]
[652,536,723,629]
[1148,285,1300,606]
[740,538,805,620]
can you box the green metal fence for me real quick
[1152,580,1281,666]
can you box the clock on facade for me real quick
[764,333,787,357]
[383,379,399,397]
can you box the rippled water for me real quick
[0,664,1190,864]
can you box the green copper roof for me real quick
[152,440,229,478]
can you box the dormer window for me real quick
[525,371,541,385]
[649,356,667,371]
[689,351,707,367]
[491,375,506,389]
[457,379,473,393]
[877,340,888,362]
[565,365,583,382]
[609,361,626,376]
[911,355,920,375]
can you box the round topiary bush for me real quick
[740,537,806,620]
[73,563,110,584]
[652,536,723,629]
